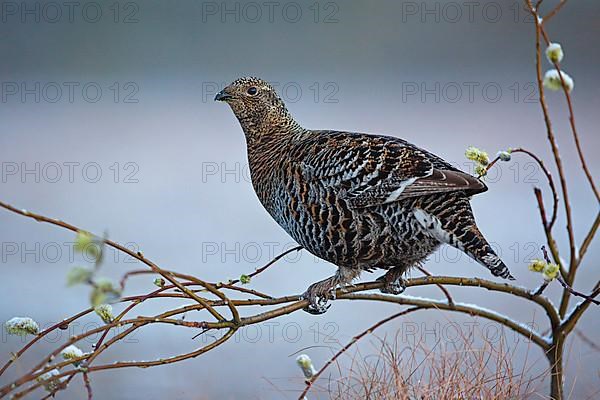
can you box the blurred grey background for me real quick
[1,0,599,398]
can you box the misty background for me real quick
[1,0,599,398]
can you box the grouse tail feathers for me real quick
[413,196,514,280]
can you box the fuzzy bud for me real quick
[5,317,39,336]
[474,165,487,177]
[545,43,564,64]
[74,230,101,261]
[90,278,121,306]
[497,151,512,162]
[528,259,546,273]
[94,304,114,324]
[36,369,65,392]
[543,263,560,281]
[543,69,574,93]
[61,345,85,365]
[66,266,93,287]
[296,354,317,379]
[465,146,490,166]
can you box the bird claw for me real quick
[301,282,336,315]
[302,296,331,315]
[377,274,406,295]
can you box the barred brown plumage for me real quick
[216,77,514,314]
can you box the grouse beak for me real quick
[214,89,232,102]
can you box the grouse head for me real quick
[215,77,301,138]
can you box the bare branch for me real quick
[524,1,577,318]
[416,266,454,306]
[0,200,227,322]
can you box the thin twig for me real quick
[486,147,559,230]
[561,280,600,336]
[525,2,577,318]
[416,266,454,306]
[0,274,556,397]
[556,277,600,306]
[217,245,303,288]
[574,328,600,352]
[82,373,93,400]
[0,200,226,322]
[543,0,568,23]
[578,211,599,265]
[533,188,565,278]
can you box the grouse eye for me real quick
[247,86,258,96]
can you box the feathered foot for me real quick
[301,277,337,315]
[301,267,361,315]
[377,267,407,295]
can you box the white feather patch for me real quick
[481,253,500,267]
[413,208,453,245]
[384,177,417,203]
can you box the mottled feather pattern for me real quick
[216,77,513,313]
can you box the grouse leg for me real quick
[377,266,407,295]
[302,267,360,314]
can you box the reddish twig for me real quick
[217,245,303,288]
[416,266,454,306]
[542,0,568,23]
[82,373,93,400]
